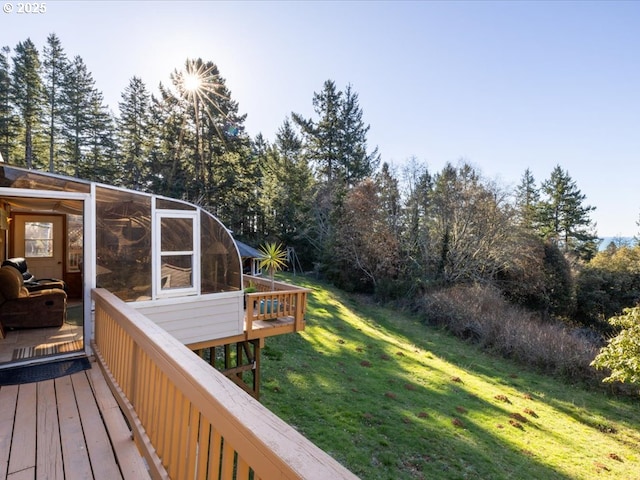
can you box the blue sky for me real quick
[3,0,639,237]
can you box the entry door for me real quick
[13,214,65,280]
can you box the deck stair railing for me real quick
[91,288,357,480]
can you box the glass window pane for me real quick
[161,217,193,252]
[0,165,91,192]
[25,221,53,257]
[200,211,241,293]
[96,186,152,301]
[156,198,196,210]
[67,214,83,272]
[161,255,193,289]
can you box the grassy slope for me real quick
[260,274,640,480]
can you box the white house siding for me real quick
[131,291,244,345]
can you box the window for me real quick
[200,210,241,293]
[67,214,83,272]
[96,186,152,301]
[156,211,199,296]
[25,221,53,257]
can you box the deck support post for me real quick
[197,340,262,399]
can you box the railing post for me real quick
[295,291,306,331]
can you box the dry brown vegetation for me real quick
[418,283,601,381]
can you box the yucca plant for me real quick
[258,242,288,290]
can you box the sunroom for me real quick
[0,164,307,371]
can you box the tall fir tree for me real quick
[256,119,314,249]
[538,165,598,259]
[401,159,434,282]
[149,82,190,200]
[117,76,152,189]
[291,80,379,271]
[11,39,44,169]
[292,80,343,185]
[60,55,112,179]
[376,162,401,237]
[339,84,380,186]
[151,58,252,234]
[84,87,116,182]
[42,33,69,173]
[514,168,540,230]
[0,45,18,163]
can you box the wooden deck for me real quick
[0,358,150,480]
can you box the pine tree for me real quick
[339,84,380,186]
[151,58,252,232]
[60,55,112,179]
[401,159,434,282]
[257,119,314,247]
[291,80,379,271]
[292,80,343,184]
[148,82,190,200]
[538,165,598,259]
[84,88,116,182]
[11,39,44,168]
[292,80,378,188]
[376,162,401,236]
[514,168,540,230]
[0,45,18,163]
[42,33,69,173]
[116,76,152,189]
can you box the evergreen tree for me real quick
[291,80,379,271]
[11,39,44,168]
[84,88,116,182]
[538,165,598,259]
[401,159,434,283]
[0,45,18,163]
[42,33,69,173]
[60,55,113,179]
[376,162,401,237]
[293,80,378,188]
[116,76,152,189]
[292,80,343,185]
[339,84,380,186]
[148,83,188,199]
[151,58,252,234]
[514,168,539,230]
[257,119,314,249]
[592,306,640,385]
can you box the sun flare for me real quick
[182,72,202,93]
[173,58,239,140]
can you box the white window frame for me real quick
[154,209,200,299]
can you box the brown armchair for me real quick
[0,265,67,330]
[1,257,66,292]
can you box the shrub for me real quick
[575,245,640,331]
[418,284,600,381]
[498,239,576,320]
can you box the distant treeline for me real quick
[2,33,639,331]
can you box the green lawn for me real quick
[260,274,640,479]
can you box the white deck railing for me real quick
[91,288,357,480]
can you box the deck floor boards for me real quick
[0,359,150,480]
